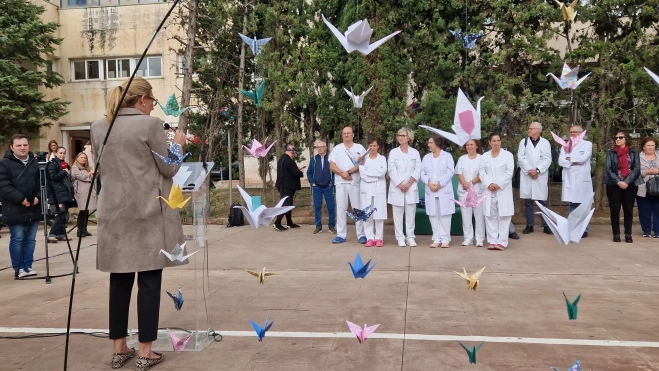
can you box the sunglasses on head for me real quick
[615,136,625,140]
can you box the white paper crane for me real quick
[420,88,484,147]
[233,186,295,228]
[321,15,400,56]
[535,193,595,245]
[644,67,659,85]
[344,86,373,108]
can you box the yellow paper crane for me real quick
[158,183,191,209]
[455,267,486,291]
[554,0,579,23]
[245,267,277,284]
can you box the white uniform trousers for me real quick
[428,197,451,243]
[485,195,512,247]
[336,182,365,239]
[364,218,384,241]
[393,202,417,242]
[461,202,485,245]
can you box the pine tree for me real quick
[0,0,68,142]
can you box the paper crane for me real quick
[420,88,484,147]
[248,315,274,342]
[535,193,595,245]
[160,242,198,262]
[238,33,272,56]
[166,286,184,311]
[158,183,191,209]
[554,0,579,22]
[345,205,376,222]
[346,321,379,343]
[451,183,489,208]
[244,267,277,284]
[449,29,485,49]
[551,130,587,154]
[239,79,265,107]
[158,94,190,117]
[344,86,374,108]
[563,292,581,320]
[454,267,486,291]
[551,359,583,371]
[458,340,485,364]
[243,137,276,158]
[167,329,192,352]
[321,15,400,55]
[348,252,376,279]
[547,63,591,90]
[152,143,190,166]
[644,67,659,85]
[233,186,295,228]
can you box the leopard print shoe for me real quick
[111,348,136,369]
[135,352,165,371]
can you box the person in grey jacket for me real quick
[604,130,642,243]
[636,137,659,237]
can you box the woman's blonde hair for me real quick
[397,127,414,143]
[106,77,154,122]
[74,152,91,172]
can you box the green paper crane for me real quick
[563,292,581,320]
[157,94,190,117]
[458,340,484,364]
[239,79,266,107]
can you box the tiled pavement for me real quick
[0,223,658,370]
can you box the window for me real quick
[72,60,103,81]
[106,58,131,79]
[134,57,162,78]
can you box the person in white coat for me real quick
[421,135,455,248]
[388,127,422,247]
[518,121,553,235]
[455,139,486,247]
[479,133,515,250]
[360,137,388,247]
[557,125,593,237]
[329,127,367,244]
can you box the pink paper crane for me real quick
[451,183,489,208]
[551,130,587,154]
[346,321,380,343]
[167,328,193,352]
[243,137,277,158]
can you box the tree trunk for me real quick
[594,31,607,210]
[236,0,248,188]
[178,0,198,134]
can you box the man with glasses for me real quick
[329,127,367,244]
[517,122,553,234]
[307,141,336,234]
[558,126,593,237]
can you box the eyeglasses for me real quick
[398,134,408,137]
[615,136,625,140]
[528,127,540,131]
[570,131,582,134]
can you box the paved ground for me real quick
[1,222,659,370]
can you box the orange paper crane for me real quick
[554,0,579,23]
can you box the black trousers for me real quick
[275,190,296,225]
[606,184,638,235]
[109,269,162,343]
[49,210,69,237]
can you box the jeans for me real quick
[606,184,638,235]
[8,221,40,271]
[636,195,659,235]
[524,199,548,227]
[312,185,336,229]
[569,202,590,233]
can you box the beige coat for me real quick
[71,165,97,210]
[91,108,186,273]
[84,144,95,171]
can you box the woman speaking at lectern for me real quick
[91,77,186,370]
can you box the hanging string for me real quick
[465,0,468,31]
[356,0,359,19]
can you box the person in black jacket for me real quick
[0,134,41,278]
[604,130,642,243]
[47,146,76,241]
[273,144,304,231]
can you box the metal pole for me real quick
[228,130,232,205]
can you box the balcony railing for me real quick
[60,0,165,9]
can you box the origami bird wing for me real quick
[167,329,192,352]
[159,184,190,209]
[362,324,379,340]
[236,186,253,211]
[453,88,484,145]
[245,268,260,278]
[346,321,364,342]
[572,72,591,89]
[644,67,659,85]
[260,140,277,158]
[354,252,365,269]
[419,125,462,147]
[255,37,273,53]
[551,131,567,147]
[363,30,401,55]
[455,267,470,281]
[356,86,374,107]
[357,260,376,278]
[567,193,594,244]
[239,88,257,102]
[242,144,258,157]
[234,205,258,228]
[535,201,570,244]
[178,251,199,262]
[321,14,351,52]
[263,315,274,332]
[160,250,175,261]
[471,267,486,282]
[345,19,373,46]
[248,318,264,337]
[546,73,565,88]
[344,88,358,107]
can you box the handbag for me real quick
[647,176,659,196]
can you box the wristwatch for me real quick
[535,168,540,173]
[347,170,352,176]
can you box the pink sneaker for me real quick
[429,242,440,248]
[375,240,383,247]
[365,239,375,247]
[494,244,506,250]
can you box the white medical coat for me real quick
[359,154,388,220]
[479,150,515,217]
[517,137,552,200]
[387,146,422,206]
[420,151,455,217]
[558,140,593,203]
